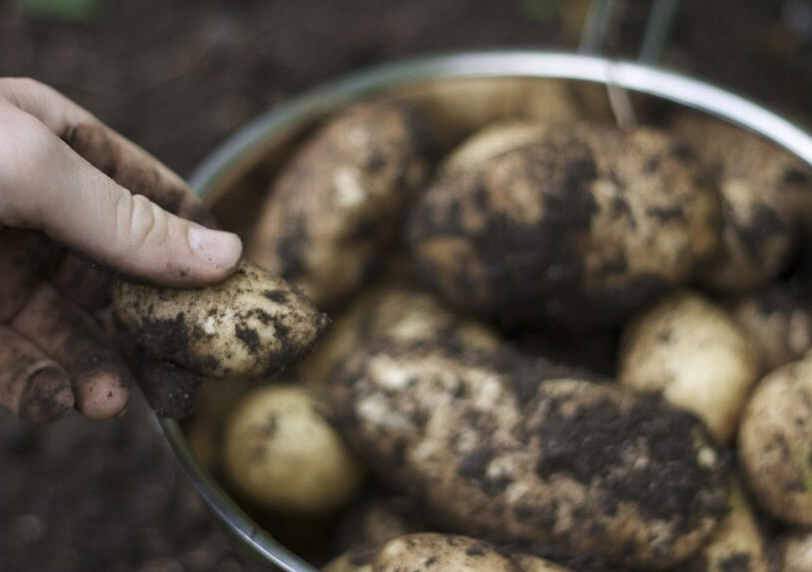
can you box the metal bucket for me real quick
[158,49,812,572]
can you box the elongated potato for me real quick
[440,120,549,175]
[689,481,769,572]
[247,102,430,308]
[739,353,812,527]
[114,261,328,378]
[725,284,812,373]
[295,284,501,383]
[618,291,760,444]
[670,112,810,292]
[333,344,730,569]
[407,124,721,331]
[770,531,812,572]
[224,384,364,517]
[325,533,576,572]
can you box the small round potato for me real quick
[224,384,364,517]
[295,284,501,383]
[407,123,721,331]
[619,291,760,444]
[325,533,575,572]
[247,102,430,308]
[333,344,730,569]
[726,284,812,372]
[670,112,810,292]
[114,261,328,378]
[690,481,770,572]
[770,531,812,572]
[739,353,812,527]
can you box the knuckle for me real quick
[115,193,171,252]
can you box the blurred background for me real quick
[1,1,811,571]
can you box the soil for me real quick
[0,1,811,571]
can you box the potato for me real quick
[670,112,810,292]
[440,120,549,175]
[689,481,769,572]
[739,353,812,527]
[114,261,328,378]
[770,531,812,572]
[332,491,427,553]
[333,344,730,569]
[295,284,501,383]
[185,377,249,471]
[618,291,760,444]
[407,123,721,331]
[223,384,364,517]
[725,284,812,373]
[247,102,430,308]
[325,533,576,572]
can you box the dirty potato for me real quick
[224,384,364,516]
[333,344,730,569]
[295,284,501,383]
[689,481,770,572]
[325,533,575,572]
[114,261,328,378]
[725,284,812,373]
[247,102,430,308]
[770,531,812,572]
[739,353,812,527]
[407,123,721,331]
[618,291,760,444]
[670,112,810,292]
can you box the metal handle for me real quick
[579,0,681,64]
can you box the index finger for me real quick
[0,77,214,226]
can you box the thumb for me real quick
[1,105,242,287]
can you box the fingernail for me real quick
[188,227,242,269]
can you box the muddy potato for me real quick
[114,261,328,378]
[295,284,501,383]
[407,123,721,332]
[325,533,575,572]
[223,384,364,517]
[618,291,760,444]
[247,102,430,308]
[333,344,730,569]
[670,112,811,292]
[770,531,812,572]
[725,284,812,373]
[739,353,812,527]
[689,481,769,572]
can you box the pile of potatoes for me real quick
[123,80,812,571]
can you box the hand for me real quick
[0,78,242,422]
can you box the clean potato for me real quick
[689,481,769,572]
[739,352,812,527]
[333,344,730,569]
[247,101,430,308]
[325,533,575,572]
[439,120,549,175]
[671,112,811,292]
[295,284,501,383]
[770,531,812,572]
[224,384,364,517]
[725,284,812,372]
[407,123,721,331]
[619,291,760,444]
[115,261,328,378]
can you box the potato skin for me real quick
[770,531,812,572]
[618,291,760,444]
[114,261,328,378]
[726,284,812,373]
[739,354,812,527]
[670,112,809,292]
[247,102,430,308]
[333,344,730,569]
[407,124,721,331]
[224,384,364,517]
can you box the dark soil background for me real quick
[1,1,811,571]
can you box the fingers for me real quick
[0,228,61,321]
[10,283,132,420]
[0,101,242,287]
[0,77,213,225]
[0,326,73,422]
